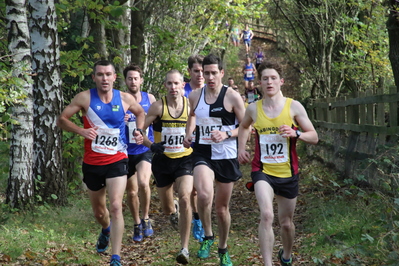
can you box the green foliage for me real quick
[266,0,393,98]
[300,159,399,265]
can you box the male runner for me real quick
[183,54,246,266]
[238,61,318,266]
[57,60,145,266]
[240,24,254,54]
[123,64,156,242]
[183,54,205,242]
[143,70,194,264]
[183,55,205,97]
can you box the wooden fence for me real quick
[307,86,399,141]
[304,85,399,192]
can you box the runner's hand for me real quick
[183,136,192,148]
[150,141,166,154]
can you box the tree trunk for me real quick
[387,2,399,89]
[6,0,35,209]
[130,0,145,64]
[90,19,108,59]
[28,0,66,205]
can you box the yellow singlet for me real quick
[252,98,299,177]
[153,96,193,159]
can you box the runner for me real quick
[183,54,246,266]
[123,64,156,242]
[183,55,206,242]
[242,56,257,91]
[238,61,318,266]
[240,24,254,54]
[183,55,205,98]
[253,46,265,70]
[143,70,194,264]
[57,60,145,266]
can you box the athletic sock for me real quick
[282,256,291,263]
[204,235,214,240]
[218,247,227,254]
[193,212,200,220]
[102,225,111,235]
[111,254,120,261]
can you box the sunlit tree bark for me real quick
[6,0,35,208]
[29,0,66,204]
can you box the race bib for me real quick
[92,128,120,155]
[198,117,222,145]
[259,134,288,164]
[256,57,263,64]
[247,92,255,103]
[245,69,253,78]
[162,127,185,153]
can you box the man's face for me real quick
[203,64,224,90]
[165,73,183,99]
[260,68,284,96]
[92,65,116,93]
[188,63,204,87]
[248,81,254,89]
[125,70,143,94]
[228,79,234,86]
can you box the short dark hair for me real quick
[188,55,204,69]
[203,54,223,70]
[257,61,283,80]
[123,64,143,79]
[93,60,115,74]
[165,69,184,83]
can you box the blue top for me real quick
[126,91,154,155]
[184,83,192,98]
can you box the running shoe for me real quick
[170,199,179,230]
[197,238,214,258]
[192,218,205,242]
[219,251,233,266]
[142,218,153,237]
[96,231,110,253]
[132,223,143,242]
[176,248,189,264]
[110,258,122,266]
[278,249,293,266]
[170,212,179,231]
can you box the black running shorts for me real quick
[82,158,128,191]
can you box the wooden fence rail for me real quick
[307,86,399,139]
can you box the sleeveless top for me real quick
[255,52,264,64]
[153,96,193,159]
[244,63,255,80]
[243,30,251,40]
[193,85,238,160]
[126,91,154,155]
[252,98,299,177]
[83,88,127,165]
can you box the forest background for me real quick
[1,0,399,265]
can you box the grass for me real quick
[1,140,398,265]
[298,158,399,265]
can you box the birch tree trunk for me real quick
[6,0,35,209]
[29,0,66,204]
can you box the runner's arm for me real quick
[56,91,98,140]
[238,104,255,164]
